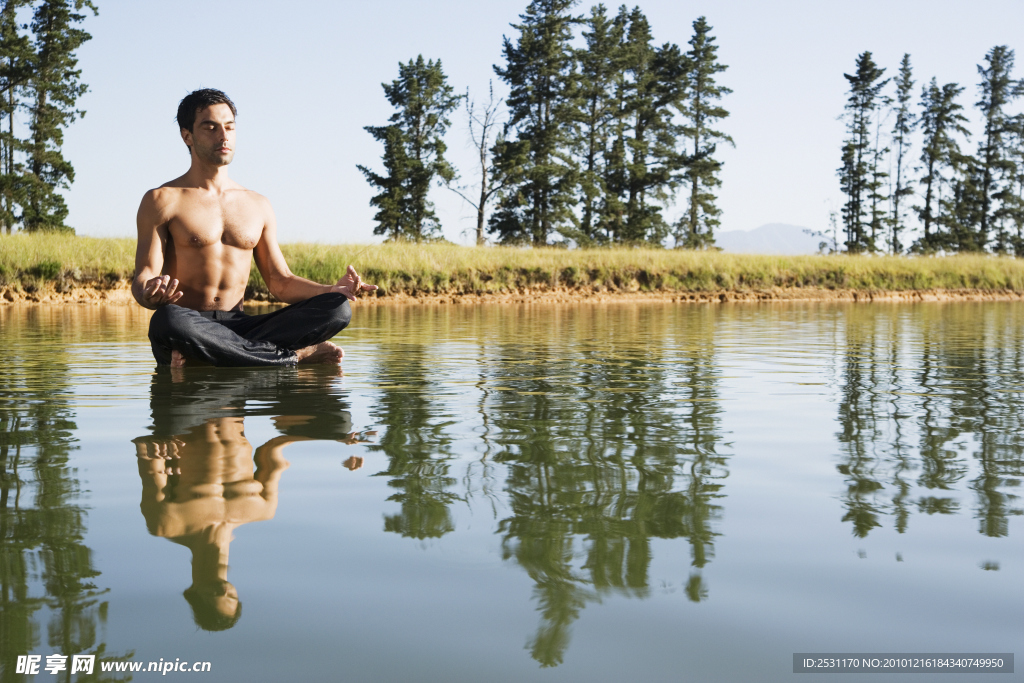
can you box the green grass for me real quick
[4,232,1024,297]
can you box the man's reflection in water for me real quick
[132,366,371,631]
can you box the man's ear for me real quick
[180,127,193,151]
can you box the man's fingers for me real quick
[142,275,184,306]
[163,278,180,301]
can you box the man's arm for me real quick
[252,197,377,304]
[133,190,183,309]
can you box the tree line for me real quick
[0,0,94,235]
[837,47,1024,255]
[359,0,732,248]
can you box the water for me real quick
[0,302,1020,682]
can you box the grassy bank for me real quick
[4,233,1024,299]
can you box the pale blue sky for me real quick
[62,0,1023,244]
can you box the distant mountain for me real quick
[714,223,823,255]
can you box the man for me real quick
[133,88,375,367]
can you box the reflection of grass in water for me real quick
[6,233,1024,297]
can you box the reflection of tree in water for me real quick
[835,312,888,537]
[833,305,1024,539]
[366,344,458,539]
[937,310,1024,537]
[486,314,727,666]
[914,331,966,518]
[0,354,130,681]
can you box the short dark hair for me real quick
[176,88,236,134]
[183,584,242,632]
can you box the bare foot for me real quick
[296,341,344,365]
[171,350,187,368]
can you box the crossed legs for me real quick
[149,293,352,367]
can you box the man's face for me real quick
[182,103,235,166]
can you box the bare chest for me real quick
[168,197,263,251]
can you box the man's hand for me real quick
[141,274,184,308]
[134,437,184,475]
[333,265,378,301]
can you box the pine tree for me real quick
[866,95,890,253]
[22,0,96,233]
[914,79,970,252]
[358,56,462,242]
[0,0,32,234]
[1003,114,1024,254]
[358,124,409,239]
[573,3,623,245]
[837,52,887,253]
[888,54,915,254]
[490,0,579,246]
[677,16,732,249]
[597,4,633,244]
[615,7,688,245]
[938,156,984,252]
[975,45,1023,252]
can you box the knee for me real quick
[148,304,191,341]
[307,292,352,331]
[327,295,352,332]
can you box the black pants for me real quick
[148,292,352,367]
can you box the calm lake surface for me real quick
[0,302,1020,682]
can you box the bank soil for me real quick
[3,281,1024,306]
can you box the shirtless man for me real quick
[133,88,375,367]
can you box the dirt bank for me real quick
[4,281,1024,306]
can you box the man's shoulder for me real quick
[232,186,271,205]
[233,187,274,217]
[141,181,189,208]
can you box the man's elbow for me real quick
[265,276,291,302]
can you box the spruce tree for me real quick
[837,52,887,253]
[22,0,95,232]
[914,79,970,252]
[975,45,1023,252]
[490,0,579,246]
[677,16,732,249]
[0,0,32,234]
[888,54,915,254]
[358,56,461,241]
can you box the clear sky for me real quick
[61,0,1024,245]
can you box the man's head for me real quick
[183,580,242,632]
[177,89,237,165]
